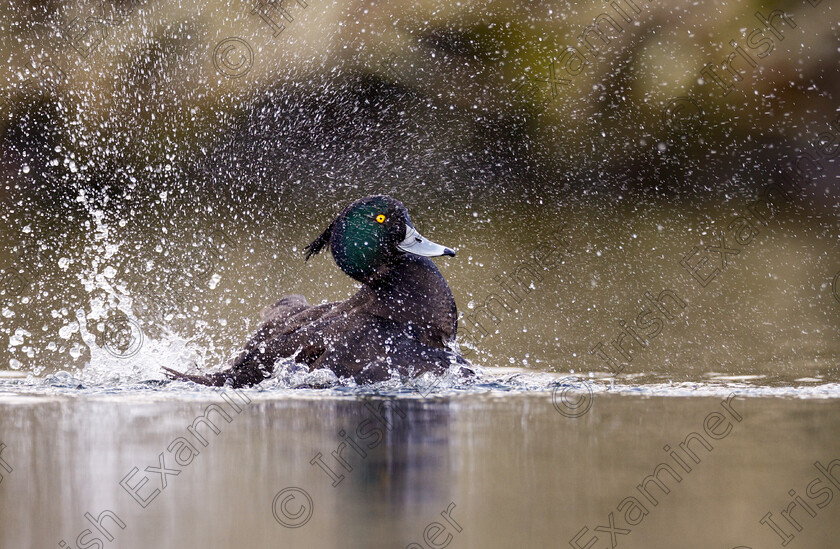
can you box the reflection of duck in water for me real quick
[165,195,470,387]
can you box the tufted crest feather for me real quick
[304,221,334,261]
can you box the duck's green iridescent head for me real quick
[304,195,455,282]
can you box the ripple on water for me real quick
[0,365,838,403]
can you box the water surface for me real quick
[0,375,838,549]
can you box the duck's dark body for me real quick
[165,196,468,387]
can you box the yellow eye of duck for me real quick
[375,214,386,223]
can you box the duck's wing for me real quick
[164,289,376,387]
[163,294,331,387]
[260,295,310,322]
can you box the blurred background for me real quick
[0,0,838,382]
[1,3,840,549]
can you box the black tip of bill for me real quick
[443,248,456,257]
